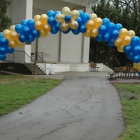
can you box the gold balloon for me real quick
[119,28,129,38]
[40,30,48,38]
[86,20,94,30]
[8,40,17,48]
[117,45,124,53]
[128,30,135,38]
[10,31,19,41]
[133,63,138,69]
[69,20,78,30]
[3,29,11,39]
[55,14,65,22]
[60,22,69,31]
[71,10,79,20]
[40,14,48,25]
[43,24,51,33]
[17,41,25,47]
[34,15,40,21]
[90,13,97,21]
[62,7,71,16]
[84,30,91,37]
[91,28,99,37]
[94,18,102,28]
[122,36,131,46]
[114,38,123,47]
[9,25,15,31]
[35,21,43,30]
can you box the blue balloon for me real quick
[79,24,86,33]
[55,22,61,31]
[0,32,3,38]
[138,72,140,76]
[76,17,82,26]
[27,19,35,29]
[124,45,132,54]
[27,34,35,42]
[51,27,58,34]
[111,30,119,39]
[132,45,140,55]
[127,52,135,60]
[0,54,6,60]
[65,15,71,22]
[6,46,14,54]
[47,10,55,17]
[78,10,84,18]
[108,39,115,47]
[115,23,123,31]
[19,34,27,42]
[0,47,6,54]
[31,29,40,38]
[15,24,23,34]
[131,36,140,47]
[102,18,110,26]
[133,55,140,63]
[48,17,56,26]
[96,34,103,42]
[81,13,90,23]
[72,29,80,35]
[99,25,106,35]
[22,26,31,35]
[0,37,8,46]
[106,22,115,32]
[103,33,111,42]
[21,19,27,27]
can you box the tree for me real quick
[0,0,12,32]
[90,0,140,68]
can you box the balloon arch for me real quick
[0,7,140,75]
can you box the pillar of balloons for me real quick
[0,7,140,75]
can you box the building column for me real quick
[25,0,33,62]
[82,4,92,63]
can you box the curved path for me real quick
[0,75,124,140]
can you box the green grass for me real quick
[114,83,140,140]
[0,75,61,116]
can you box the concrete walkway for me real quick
[0,72,124,140]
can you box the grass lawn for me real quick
[114,83,140,140]
[0,75,61,116]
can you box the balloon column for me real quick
[0,6,140,75]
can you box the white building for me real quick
[6,0,112,74]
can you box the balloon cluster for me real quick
[0,6,140,76]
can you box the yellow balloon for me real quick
[10,31,19,41]
[9,25,15,31]
[3,29,11,39]
[128,30,135,38]
[60,22,69,31]
[114,38,123,47]
[133,63,138,69]
[55,14,65,22]
[71,10,79,20]
[91,28,99,37]
[62,7,71,16]
[84,30,91,37]
[119,28,129,38]
[34,15,40,21]
[40,14,48,25]
[90,13,97,21]
[8,40,17,48]
[43,24,51,33]
[122,36,131,46]
[17,41,25,47]
[86,20,94,30]
[94,18,102,28]
[117,45,124,53]
[35,21,43,30]
[69,20,78,30]
[40,30,48,38]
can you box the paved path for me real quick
[0,75,124,140]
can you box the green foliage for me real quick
[0,75,61,116]
[0,0,12,32]
[90,0,140,68]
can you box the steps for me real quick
[24,63,46,75]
